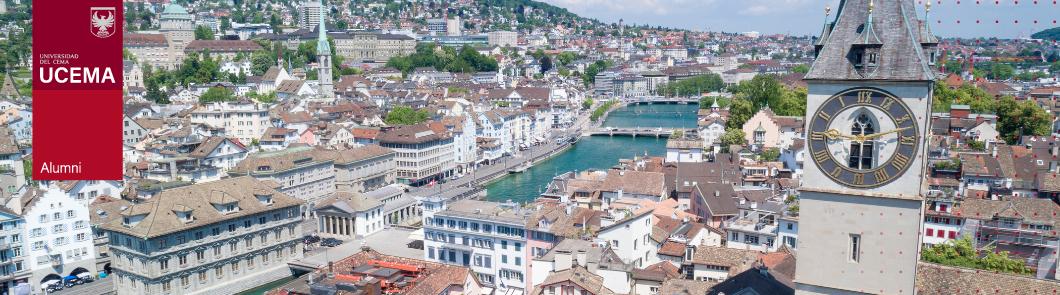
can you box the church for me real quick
[795,0,937,294]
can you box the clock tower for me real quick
[795,0,938,294]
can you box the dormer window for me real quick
[256,193,274,206]
[867,52,878,65]
[176,211,194,223]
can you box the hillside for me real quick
[1031,27,1060,40]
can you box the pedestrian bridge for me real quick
[585,127,683,138]
[620,96,700,105]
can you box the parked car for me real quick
[320,238,343,247]
[42,280,63,293]
[63,275,78,287]
[77,273,94,283]
[303,235,321,244]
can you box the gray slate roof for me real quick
[805,0,935,81]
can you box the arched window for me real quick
[849,112,876,169]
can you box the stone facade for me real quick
[100,177,305,295]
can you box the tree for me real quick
[250,51,275,76]
[996,96,1050,144]
[194,25,215,40]
[726,98,755,130]
[699,96,730,109]
[734,74,784,110]
[199,87,235,103]
[385,106,430,125]
[988,63,1014,80]
[656,74,724,97]
[921,237,1032,274]
[539,55,553,73]
[790,64,810,74]
[557,52,577,66]
[720,129,747,147]
[760,148,780,161]
[581,97,594,110]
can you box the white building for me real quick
[20,186,97,290]
[597,210,655,268]
[189,102,270,144]
[314,192,384,238]
[422,199,532,293]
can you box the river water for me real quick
[485,103,698,203]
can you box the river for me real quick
[485,103,698,203]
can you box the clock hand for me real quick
[860,127,912,141]
[812,129,859,141]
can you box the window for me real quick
[162,281,171,292]
[198,271,207,282]
[848,112,876,169]
[786,223,793,230]
[215,266,223,278]
[178,254,188,266]
[926,228,934,236]
[181,275,189,287]
[849,234,861,263]
[160,259,169,270]
[948,231,957,239]
[515,257,521,266]
[196,250,205,262]
[501,255,508,264]
[231,261,239,272]
[743,235,759,245]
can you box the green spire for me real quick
[315,0,330,55]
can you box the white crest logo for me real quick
[90,7,116,38]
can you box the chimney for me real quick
[751,202,758,209]
[992,144,998,158]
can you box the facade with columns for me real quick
[314,192,384,238]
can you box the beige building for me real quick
[124,33,171,69]
[229,146,336,210]
[320,145,396,193]
[159,4,194,67]
[183,40,263,61]
[330,32,416,63]
[487,31,518,47]
[378,123,455,186]
[98,177,305,295]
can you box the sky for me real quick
[540,0,1060,39]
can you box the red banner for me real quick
[32,0,123,180]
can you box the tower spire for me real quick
[315,0,329,55]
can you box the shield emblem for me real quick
[89,7,116,39]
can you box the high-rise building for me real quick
[299,0,323,30]
[794,0,938,294]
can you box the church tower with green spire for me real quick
[315,0,334,99]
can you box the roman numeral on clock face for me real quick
[854,173,865,185]
[874,169,891,182]
[857,91,872,104]
[900,135,916,145]
[879,97,895,109]
[817,112,831,121]
[813,150,830,162]
[891,153,910,169]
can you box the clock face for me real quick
[807,88,920,188]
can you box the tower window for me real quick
[849,234,861,263]
[867,53,878,65]
[848,112,876,169]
